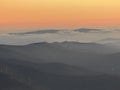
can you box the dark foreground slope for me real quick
[0,72,30,90]
[0,59,120,90]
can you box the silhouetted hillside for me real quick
[0,61,120,90]
[1,42,120,90]
[0,42,120,74]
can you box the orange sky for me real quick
[0,0,120,31]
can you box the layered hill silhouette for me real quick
[0,42,120,74]
[1,42,120,90]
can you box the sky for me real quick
[0,0,120,31]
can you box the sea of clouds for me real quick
[0,28,120,45]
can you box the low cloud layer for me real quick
[0,28,120,45]
[74,28,110,33]
[8,28,113,36]
[9,29,60,35]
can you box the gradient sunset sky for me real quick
[0,0,120,31]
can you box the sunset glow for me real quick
[0,0,120,30]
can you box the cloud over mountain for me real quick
[8,28,116,36]
[74,28,110,33]
[0,28,120,45]
[8,28,112,36]
[9,29,60,35]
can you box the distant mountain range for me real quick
[0,42,120,73]
[1,41,120,90]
